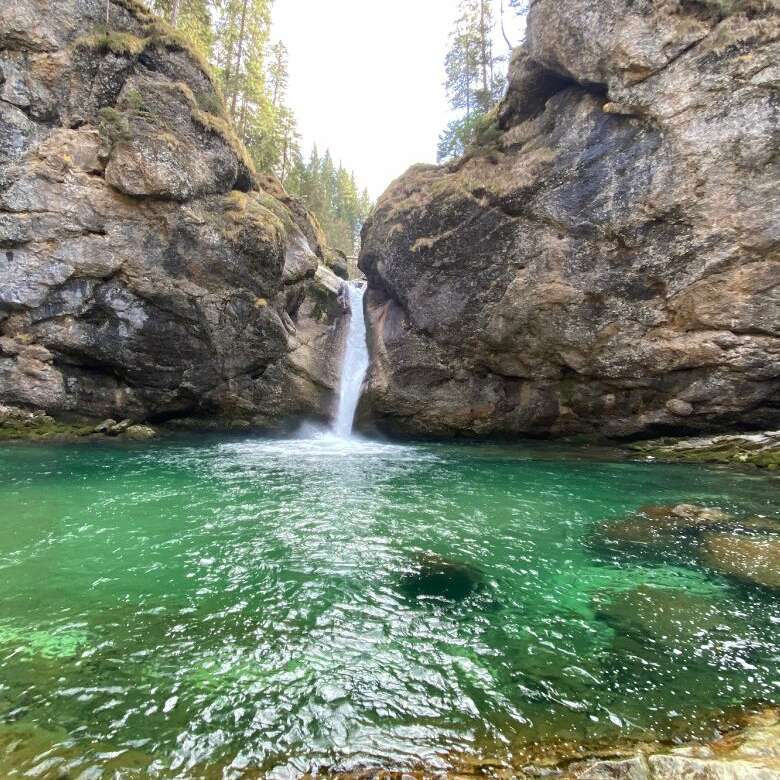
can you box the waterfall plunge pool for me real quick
[0,434,778,777]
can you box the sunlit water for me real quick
[0,434,778,777]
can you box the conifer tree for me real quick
[142,0,371,254]
[149,0,212,58]
[438,0,506,161]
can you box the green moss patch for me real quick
[75,31,147,56]
[631,433,780,469]
[0,416,97,442]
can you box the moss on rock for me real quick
[0,416,96,442]
[631,431,780,469]
[74,31,147,57]
[191,108,256,181]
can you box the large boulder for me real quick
[0,0,346,428]
[359,0,780,439]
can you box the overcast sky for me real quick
[272,1,524,199]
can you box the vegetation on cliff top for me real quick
[105,0,373,254]
[438,0,521,161]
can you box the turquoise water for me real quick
[0,434,778,777]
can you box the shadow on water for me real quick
[399,553,485,603]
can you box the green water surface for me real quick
[0,434,778,778]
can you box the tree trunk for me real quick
[281,137,289,180]
[239,93,248,137]
[479,0,489,100]
[229,0,250,118]
[500,0,514,51]
[169,0,180,27]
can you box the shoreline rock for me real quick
[313,708,780,778]
[0,403,162,442]
[630,431,780,469]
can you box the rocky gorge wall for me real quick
[0,0,345,430]
[359,0,779,439]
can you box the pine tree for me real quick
[142,0,371,253]
[438,0,506,162]
[149,0,213,58]
[267,41,289,108]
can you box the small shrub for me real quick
[195,90,226,118]
[124,88,146,113]
[98,106,132,143]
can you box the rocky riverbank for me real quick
[313,708,780,778]
[631,431,780,469]
[521,707,780,780]
[358,0,779,440]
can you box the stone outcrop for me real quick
[359,0,780,439]
[0,0,345,429]
[631,430,780,468]
[565,709,780,780]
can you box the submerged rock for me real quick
[597,504,779,551]
[358,0,780,439]
[700,534,780,591]
[399,553,483,602]
[592,585,749,652]
[598,504,726,549]
[0,1,346,430]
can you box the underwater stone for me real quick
[400,553,483,602]
[596,504,733,550]
[700,534,780,591]
[592,585,750,651]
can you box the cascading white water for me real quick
[333,281,369,438]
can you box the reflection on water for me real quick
[0,433,777,777]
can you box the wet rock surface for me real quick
[592,585,750,655]
[631,432,780,469]
[596,504,778,550]
[358,0,780,440]
[0,402,159,441]
[0,0,345,429]
[317,709,780,778]
[595,503,780,591]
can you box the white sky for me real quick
[272,1,524,199]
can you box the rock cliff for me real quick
[0,0,345,429]
[359,0,779,439]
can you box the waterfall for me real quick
[333,281,369,438]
